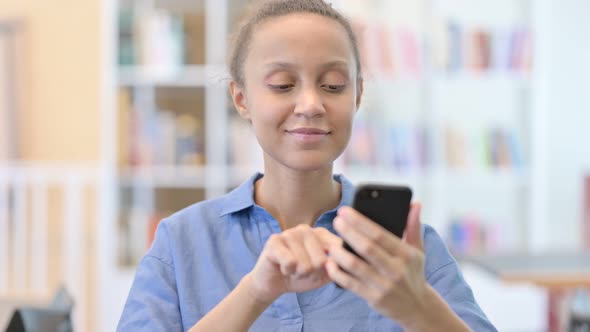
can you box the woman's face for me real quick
[230,13,362,172]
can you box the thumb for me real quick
[314,227,343,251]
[403,202,423,251]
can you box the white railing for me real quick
[0,163,100,331]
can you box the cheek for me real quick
[333,99,356,127]
[338,109,356,145]
[249,95,291,127]
[247,104,286,143]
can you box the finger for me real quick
[302,228,328,270]
[266,235,297,275]
[337,206,403,255]
[333,216,396,275]
[314,227,343,251]
[329,240,391,288]
[284,228,314,276]
[402,202,423,251]
[325,259,380,300]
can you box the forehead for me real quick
[247,13,355,68]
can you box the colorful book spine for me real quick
[350,19,422,79]
[447,21,463,72]
[341,123,432,172]
[447,215,503,255]
[443,126,524,170]
[118,9,135,66]
[121,100,205,168]
[435,21,532,74]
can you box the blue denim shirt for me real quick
[118,173,497,331]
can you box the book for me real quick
[122,98,205,169]
[444,126,467,169]
[447,214,502,255]
[432,21,533,75]
[134,6,185,72]
[349,19,422,80]
[447,21,462,72]
[345,118,376,166]
[117,89,131,167]
[491,27,512,71]
[395,27,422,78]
[468,29,491,71]
[118,9,135,65]
[175,114,204,166]
[490,128,512,167]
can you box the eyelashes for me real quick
[268,84,295,91]
[268,84,346,93]
[321,84,346,92]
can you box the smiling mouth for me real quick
[286,128,331,135]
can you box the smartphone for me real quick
[342,184,413,257]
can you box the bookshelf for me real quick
[332,0,536,256]
[99,0,545,329]
[108,0,540,266]
[112,0,226,267]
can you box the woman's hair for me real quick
[228,0,363,86]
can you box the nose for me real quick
[294,85,326,118]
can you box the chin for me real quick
[281,151,339,172]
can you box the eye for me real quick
[321,84,346,92]
[268,84,295,92]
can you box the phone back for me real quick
[352,184,413,238]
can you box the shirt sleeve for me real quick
[117,219,183,332]
[423,225,498,331]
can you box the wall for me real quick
[0,0,100,161]
[0,2,101,331]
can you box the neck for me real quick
[254,162,341,230]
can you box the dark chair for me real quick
[569,313,590,332]
[4,286,74,332]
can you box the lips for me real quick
[286,128,330,135]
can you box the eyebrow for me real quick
[263,60,350,71]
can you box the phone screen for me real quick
[343,184,412,257]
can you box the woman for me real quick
[118,1,497,331]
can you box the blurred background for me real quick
[0,0,589,331]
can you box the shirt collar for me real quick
[219,172,355,217]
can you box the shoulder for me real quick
[149,194,238,257]
[421,224,456,278]
[163,194,229,230]
[159,173,258,235]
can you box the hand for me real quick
[326,203,429,328]
[247,225,335,304]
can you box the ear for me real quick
[229,80,250,120]
[355,78,364,111]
